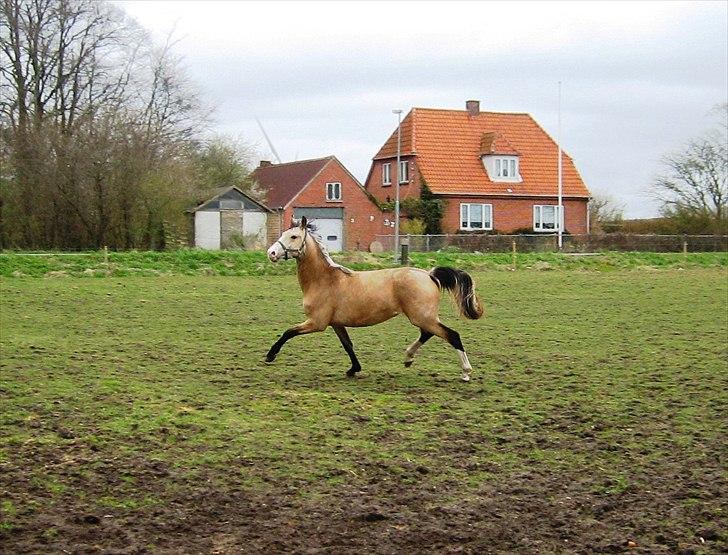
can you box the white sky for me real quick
[116,0,728,218]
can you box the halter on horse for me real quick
[266,216,483,381]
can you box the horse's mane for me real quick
[296,220,353,275]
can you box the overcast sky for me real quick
[116,0,727,218]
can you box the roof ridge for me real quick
[412,107,532,116]
[257,156,333,169]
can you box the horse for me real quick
[265,217,484,381]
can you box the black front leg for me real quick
[332,325,361,377]
[266,328,301,362]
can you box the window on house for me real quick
[460,203,493,230]
[495,157,517,178]
[219,199,243,210]
[382,163,391,185]
[533,205,563,231]
[399,160,409,183]
[326,182,342,201]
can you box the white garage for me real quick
[191,186,270,250]
[293,207,344,252]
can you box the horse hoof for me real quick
[404,360,413,368]
[265,355,276,363]
[346,368,361,378]
[461,374,471,382]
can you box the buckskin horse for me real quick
[265,217,483,381]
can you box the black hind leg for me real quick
[333,325,361,377]
[432,323,473,381]
[404,328,434,367]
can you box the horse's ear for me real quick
[300,215,307,229]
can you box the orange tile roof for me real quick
[374,108,590,198]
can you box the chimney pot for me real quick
[259,160,272,167]
[466,100,480,117]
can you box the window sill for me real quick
[489,177,523,183]
[382,183,392,187]
[460,227,494,232]
[326,199,343,203]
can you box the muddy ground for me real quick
[2,437,725,555]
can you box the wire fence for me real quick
[375,234,728,253]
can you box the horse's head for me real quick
[267,216,309,262]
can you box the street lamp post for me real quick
[393,109,403,262]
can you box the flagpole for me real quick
[557,81,563,250]
[393,109,403,262]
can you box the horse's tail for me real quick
[429,267,484,320]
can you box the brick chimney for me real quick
[259,160,272,167]
[466,100,480,117]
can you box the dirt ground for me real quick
[2,437,725,555]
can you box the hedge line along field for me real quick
[1,262,726,554]
[1,249,726,278]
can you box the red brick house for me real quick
[364,101,591,234]
[251,156,388,251]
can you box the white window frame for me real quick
[382,163,391,186]
[460,203,493,231]
[326,182,342,202]
[482,155,522,183]
[399,160,409,183]
[533,205,563,232]
[495,157,517,178]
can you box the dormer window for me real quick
[495,158,517,178]
[482,155,521,183]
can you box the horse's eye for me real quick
[290,235,299,240]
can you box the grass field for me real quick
[1,257,727,553]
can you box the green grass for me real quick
[1,266,727,550]
[0,249,725,277]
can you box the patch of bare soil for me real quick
[2,441,725,554]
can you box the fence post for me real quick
[682,237,688,258]
[511,239,517,270]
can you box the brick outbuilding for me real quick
[251,156,389,251]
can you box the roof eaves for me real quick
[410,108,417,154]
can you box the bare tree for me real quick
[653,104,727,233]
[589,193,624,233]
[1,0,210,249]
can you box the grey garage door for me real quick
[294,207,344,252]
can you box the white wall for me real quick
[195,211,221,249]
